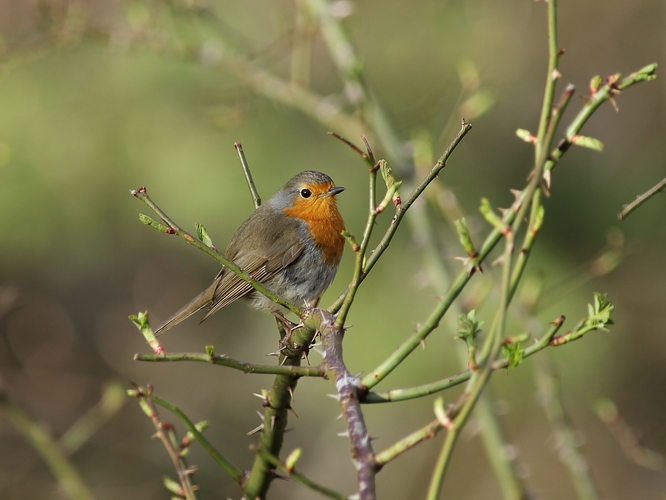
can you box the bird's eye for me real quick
[300,188,312,198]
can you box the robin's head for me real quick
[273,171,345,216]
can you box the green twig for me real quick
[256,449,347,500]
[134,351,325,377]
[335,150,380,327]
[234,142,262,209]
[618,176,666,220]
[534,0,561,165]
[130,384,199,500]
[151,394,244,485]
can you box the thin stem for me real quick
[151,395,244,485]
[235,142,262,209]
[618,176,666,220]
[133,386,198,500]
[535,356,601,500]
[534,0,560,164]
[256,449,347,500]
[134,352,325,376]
[335,164,379,327]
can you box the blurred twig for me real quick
[59,381,126,455]
[0,394,94,500]
[595,397,666,472]
[535,356,601,500]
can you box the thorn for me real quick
[550,315,566,326]
[336,413,344,420]
[247,424,264,436]
[288,387,295,403]
[256,411,264,420]
[337,431,350,437]
[289,406,299,418]
[253,392,267,401]
[552,68,562,80]
[284,428,295,433]
[420,339,426,350]
[271,415,276,431]
[510,189,522,201]
[266,350,281,357]
[492,255,505,266]
[327,393,341,401]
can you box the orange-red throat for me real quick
[282,182,345,265]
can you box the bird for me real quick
[155,170,346,335]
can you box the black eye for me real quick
[300,188,312,198]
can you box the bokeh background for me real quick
[0,0,664,499]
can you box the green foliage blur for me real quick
[0,1,664,499]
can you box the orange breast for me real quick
[283,197,345,265]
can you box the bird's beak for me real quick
[323,186,345,197]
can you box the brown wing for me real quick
[153,207,304,335]
[199,236,304,321]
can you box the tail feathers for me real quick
[154,281,218,335]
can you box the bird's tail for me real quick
[154,281,218,335]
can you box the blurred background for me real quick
[0,0,664,498]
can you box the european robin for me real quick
[155,170,346,334]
